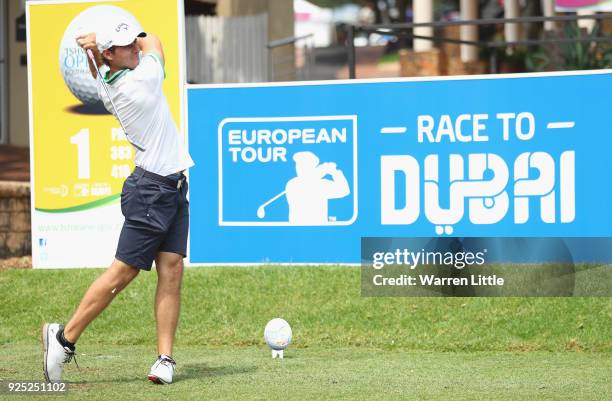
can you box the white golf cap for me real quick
[96,14,146,52]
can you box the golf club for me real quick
[257,190,286,218]
[86,48,146,152]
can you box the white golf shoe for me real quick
[148,354,176,384]
[42,323,76,382]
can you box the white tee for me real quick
[98,53,194,176]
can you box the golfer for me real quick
[42,14,193,385]
[285,151,350,225]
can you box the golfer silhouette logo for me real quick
[256,151,350,225]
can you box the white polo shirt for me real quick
[98,53,194,176]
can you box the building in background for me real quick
[2,0,611,148]
[1,0,28,147]
[294,0,334,48]
[186,0,296,83]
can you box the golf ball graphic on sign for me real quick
[59,5,139,105]
[264,318,292,351]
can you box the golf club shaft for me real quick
[260,190,286,210]
[86,49,146,152]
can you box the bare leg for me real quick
[63,259,140,343]
[154,252,184,356]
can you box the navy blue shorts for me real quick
[115,167,189,271]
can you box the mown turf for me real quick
[0,266,610,400]
[1,345,610,401]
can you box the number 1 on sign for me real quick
[70,128,90,179]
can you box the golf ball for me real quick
[58,5,138,105]
[264,318,292,350]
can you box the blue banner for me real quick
[186,71,612,263]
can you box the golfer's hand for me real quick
[320,162,337,175]
[76,33,102,78]
[75,33,97,51]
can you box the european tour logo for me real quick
[217,112,577,233]
[218,116,358,226]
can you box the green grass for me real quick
[0,266,610,400]
[378,52,400,65]
[1,345,610,401]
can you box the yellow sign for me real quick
[28,0,184,212]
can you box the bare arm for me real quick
[76,33,102,79]
[137,33,165,67]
